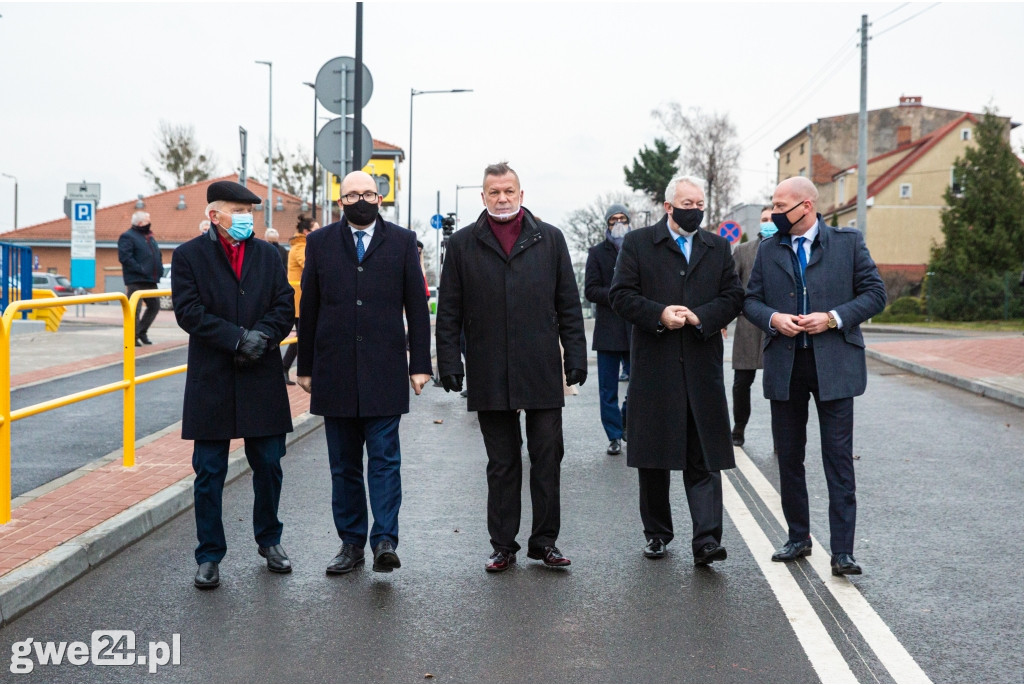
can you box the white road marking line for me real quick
[732,448,933,684]
[722,475,859,683]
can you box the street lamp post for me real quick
[407,88,473,229]
[303,81,317,220]
[256,60,274,229]
[0,173,16,230]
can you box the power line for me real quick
[873,2,941,38]
[873,3,910,24]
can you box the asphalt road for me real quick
[1,332,1022,683]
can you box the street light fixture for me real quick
[255,60,274,229]
[0,173,16,230]
[407,87,473,229]
[303,81,317,221]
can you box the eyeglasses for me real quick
[608,219,629,228]
[341,191,380,204]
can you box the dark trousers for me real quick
[192,435,286,564]
[597,351,628,440]
[638,405,723,555]
[477,408,563,554]
[770,348,856,555]
[281,318,299,372]
[126,282,160,337]
[324,415,403,550]
[732,368,757,432]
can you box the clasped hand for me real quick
[770,312,831,337]
[659,305,700,330]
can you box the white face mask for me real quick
[486,205,520,222]
[610,222,630,239]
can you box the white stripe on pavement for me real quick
[732,448,933,684]
[721,475,859,683]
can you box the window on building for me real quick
[799,142,805,154]
[961,128,971,141]
[951,168,965,197]
[837,177,846,204]
[799,167,806,177]
[786,152,791,164]
[899,183,912,199]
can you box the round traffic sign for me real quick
[315,57,374,116]
[719,220,742,244]
[315,117,373,177]
[430,214,445,230]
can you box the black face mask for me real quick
[343,200,379,226]
[671,207,703,233]
[134,223,152,233]
[770,201,806,236]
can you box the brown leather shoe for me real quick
[485,550,516,573]
[527,545,571,567]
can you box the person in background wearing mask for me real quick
[296,171,432,576]
[118,210,163,346]
[744,176,885,576]
[199,219,211,235]
[729,207,775,447]
[435,161,587,573]
[282,215,317,386]
[171,181,296,589]
[610,176,743,565]
[585,203,633,456]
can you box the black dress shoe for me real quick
[284,372,296,386]
[607,439,622,455]
[485,550,516,573]
[831,553,862,576]
[372,540,401,573]
[771,539,813,562]
[258,544,292,573]
[731,430,745,446]
[138,333,153,345]
[326,543,365,575]
[643,539,667,558]
[694,542,727,565]
[194,561,220,589]
[527,545,571,568]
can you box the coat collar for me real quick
[471,208,543,261]
[770,214,828,281]
[339,216,388,263]
[207,226,256,283]
[649,214,713,271]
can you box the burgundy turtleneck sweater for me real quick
[486,209,524,255]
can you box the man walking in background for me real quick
[118,210,163,346]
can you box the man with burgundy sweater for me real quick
[436,162,588,573]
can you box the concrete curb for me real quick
[0,411,325,627]
[866,348,1024,410]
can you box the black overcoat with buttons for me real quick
[435,208,587,412]
[171,230,295,441]
[584,238,631,352]
[609,216,744,471]
[295,217,432,418]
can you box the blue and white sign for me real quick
[430,214,445,230]
[70,200,96,289]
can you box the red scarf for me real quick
[216,232,246,280]
[486,209,524,256]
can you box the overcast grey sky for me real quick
[1,1,1022,234]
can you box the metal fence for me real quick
[0,242,32,315]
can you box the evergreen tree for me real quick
[623,139,679,205]
[929,109,1024,275]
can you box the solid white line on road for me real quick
[721,475,858,684]
[732,448,933,684]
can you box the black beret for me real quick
[207,181,262,204]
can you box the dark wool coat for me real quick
[743,216,886,402]
[435,209,587,412]
[118,226,163,284]
[731,237,766,370]
[609,217,744,471]
[171,230,295,441]
[584,239,631,352]
[295,217,432,418]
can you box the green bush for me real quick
[887,296,923,316]
[925,270,1024,321]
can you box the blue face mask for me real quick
[759,221,778,239]
[226,213,254,241]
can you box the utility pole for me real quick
[856,14,869,237]
[353,3,364,174]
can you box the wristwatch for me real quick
[827,313,838,329]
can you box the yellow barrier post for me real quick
[123,292,140,468]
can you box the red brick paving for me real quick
[870,336,1024,380]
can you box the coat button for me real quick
[787,344,793,349]
[357,266,363,272]
[679,270,685,276]
[789,292,795,297]
[356,335,362,342]
[356,300,362,305]
[240,289,245,295]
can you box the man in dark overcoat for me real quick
[744,176,885,576]
[610,176,743,565]
[118,210,163,346]
[436,162,587,573]
[729,207,774,447]
[584,203,633,456]
[171,180,296,589]
[296,170,432,576]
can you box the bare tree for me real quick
[561,191,660,259]
[652,103,741,228]
[142,121,217,192]
[257,143,316,200]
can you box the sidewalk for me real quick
[0,317,1022,626]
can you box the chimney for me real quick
[897,126,912,146]
[899,95,922,107]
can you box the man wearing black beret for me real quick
[171,180,296,589]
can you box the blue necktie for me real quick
[676,235,689,262]
[355,231,366,262]
[795,237,807,280]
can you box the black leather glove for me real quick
[565,368,587,387]
[440,374,464,393]
[236,328,270,360]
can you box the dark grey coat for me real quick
[435,209,587,412]
[731,237,765,370]
[118,226,163,285]
[584,239,631,352]
[172,230,295,440]
[609,217,744,471]
[743,216,887,402]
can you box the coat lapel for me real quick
[359,217,388,263]
[687,230,712,272]
[238,236,257,284]
[772,235,797,285]
[807,215,827,270]
[507,212,543,260]
[471,212,510,260]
